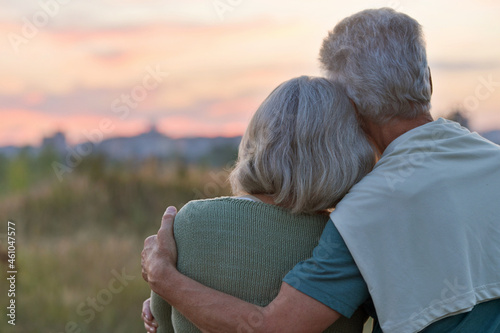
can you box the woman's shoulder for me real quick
[178,197,249,216]
[177,197,265,224]
[175,196,329,232]
[179,196,326,218]
[181,196,241,208]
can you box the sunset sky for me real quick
[1,0,500,146]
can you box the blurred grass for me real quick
[1,235,148,332]
[0,152,232,332]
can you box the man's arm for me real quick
[141,207,341,333]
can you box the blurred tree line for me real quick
[0,147,235,240]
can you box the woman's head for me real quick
[230,76,376,214]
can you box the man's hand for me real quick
[141,298,158,333]
[141,206,178,289]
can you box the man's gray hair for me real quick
[320,8,432,124]
[230,76,376,214]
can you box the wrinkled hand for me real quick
[142,298,158,333]
[141,206,178,289]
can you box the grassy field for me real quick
[0,153,233,332]
[0,152,373,332]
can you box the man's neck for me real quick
[362,114,434,154]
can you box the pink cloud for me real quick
[0,109,149,147]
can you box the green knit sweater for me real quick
[150,197,367,332]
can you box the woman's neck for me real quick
[251,194,276,205]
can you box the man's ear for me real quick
[428,66,433,95]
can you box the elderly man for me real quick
[142,8,500,333]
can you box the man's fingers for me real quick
[144,319,158,333]
[141,256,149,282]
[141,237,156,282]
[161,206,177,228]
[142,206,178,285]
[158,206,177,243]
[142,298,158,332]
[142,298,153,321]
[144,323,157,333]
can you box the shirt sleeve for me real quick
[283,220,370,318]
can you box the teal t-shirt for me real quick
[284,221,500,332]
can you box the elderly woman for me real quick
[143,76,376,333]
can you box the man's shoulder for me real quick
[337,118,500,205]
[384,118,500,158]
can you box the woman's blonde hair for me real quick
[230,76,376,214]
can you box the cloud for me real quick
[0,17,316,93]
[0,16,320,146]
[2,1,500,146]
[0,108,149,146]
[0,0,218,31]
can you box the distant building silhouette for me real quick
[145,122,161,136]
[41,131,67,154]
